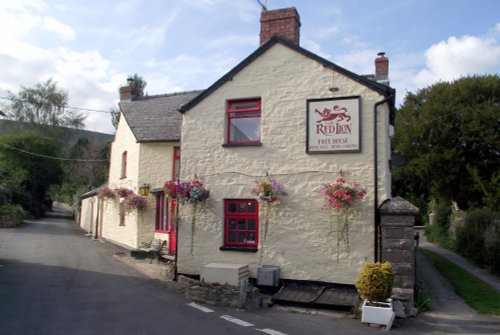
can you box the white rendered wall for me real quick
[178,43,392,284]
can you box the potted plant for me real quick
[355,262,395,330]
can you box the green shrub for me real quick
[455,208,500,274]
[0,203,26,217]
[425,198,455,249]
[355,262,394,302]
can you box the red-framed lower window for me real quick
[227,99,261,145]
[224,199,258,247]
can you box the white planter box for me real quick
[361,299,395,330]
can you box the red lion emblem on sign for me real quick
[314,105,351,123]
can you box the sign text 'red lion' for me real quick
[307,97,361,153]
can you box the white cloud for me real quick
[415,35,500,86]
[41,16,76,40]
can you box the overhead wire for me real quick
[0,143,108,162]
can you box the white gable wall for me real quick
[101,114,180,249]
[178,43,392,284]
[101,114,141,248]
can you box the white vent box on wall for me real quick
[257,265,280,286]
[201,263,249,287]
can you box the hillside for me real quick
[0,119,114,149]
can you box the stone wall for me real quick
[379,197,419,307]
[183,279,261,310]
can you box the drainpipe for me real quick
[373,93,394,262]
[173,200,179,281]
[94,197,100,239]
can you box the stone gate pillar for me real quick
[379,196,419,308]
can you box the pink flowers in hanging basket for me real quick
[320,178,367,210]
[116,187,134,198]
[163,181,177,198]
[163,179,210,205]
[124,194,149,212]
[97,186,115,199]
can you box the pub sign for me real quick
[306,96,361,154]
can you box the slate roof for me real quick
[120,90,202,143]
[180,35,395,113]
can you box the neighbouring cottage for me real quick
[176,7,396,286]
[98,83,201,250]
[79,184,107,237]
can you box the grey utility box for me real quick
[257,265,280,286]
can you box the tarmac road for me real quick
[0,206,388,335]
[1,205,499,334]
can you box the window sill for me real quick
[222,143,262,148]
[154,230,172,234]
[219,246,258,253]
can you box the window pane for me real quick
[230,101,259,110]
[247,202,256,213]
[247,233,255,242]
[228,232,236,242]
[228,203,237,212]
[230,117,260,142]
[238,202,245,212]
[229,219,236,230]
[238,232,245,242]
[247,219,255,230]
[238,219,245,230]
[229,111,260,118]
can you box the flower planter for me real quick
[361,299,395,330]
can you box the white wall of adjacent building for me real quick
[100,113,179,249]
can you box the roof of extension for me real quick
[119,90,203,143]
[180,35,395,113]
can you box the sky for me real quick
[0,0,499,134]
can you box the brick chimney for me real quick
[119,78,134,101]
[260,7,301,45]
[375,52,389,82]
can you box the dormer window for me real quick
[226,99,261,145]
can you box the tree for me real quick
[128,73,147,99]
[0,132,63,218]
[110,106,120,129]
[7,78,85,129]
[393,75,500,210]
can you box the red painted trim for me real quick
[224,199,259,247]
[226,99,261,145]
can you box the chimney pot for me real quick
[260,7,301,45]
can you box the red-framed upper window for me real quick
[227,99,261,145]
[224,199,258,247]
[172,146,180,180]
[121,151,127,179]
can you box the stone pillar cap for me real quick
[379,196,419,215]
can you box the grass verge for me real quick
[421,249,500,315]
